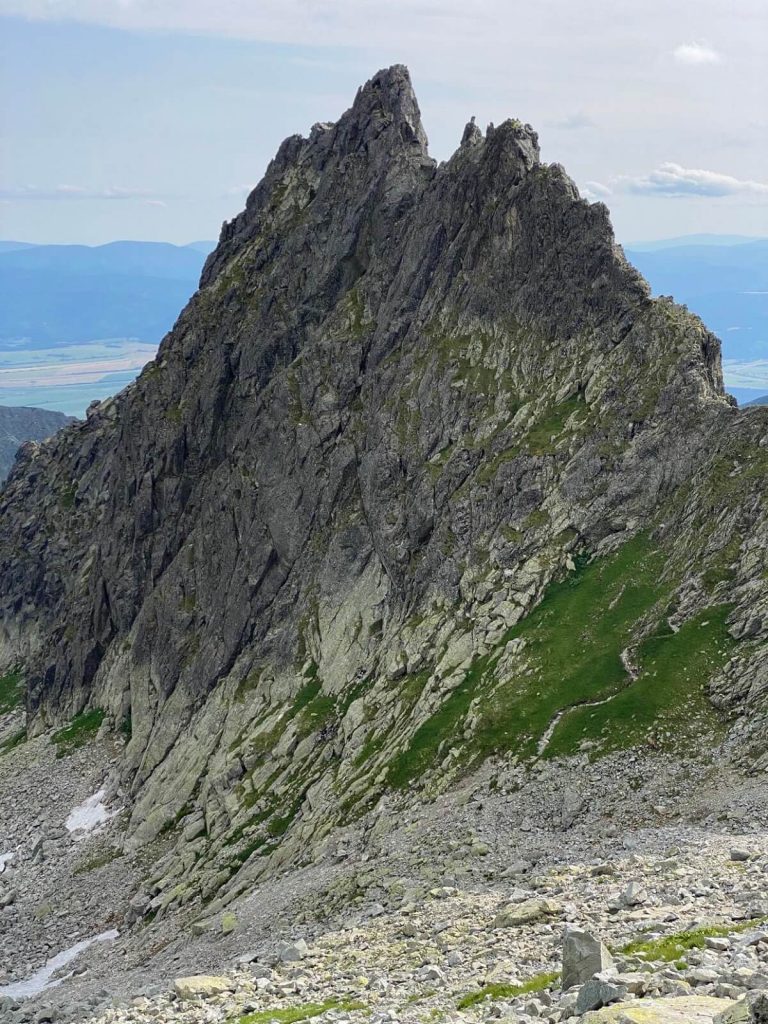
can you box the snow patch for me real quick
[0,929,119,999]
[0,850,14,873]
[65,788,119,838]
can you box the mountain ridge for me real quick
[1,66,766,925]
[0,404,73,482]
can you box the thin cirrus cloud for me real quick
[585,164,768,200]
[582,181,612,201]
[0,184,165,201]
[672,41,722,65]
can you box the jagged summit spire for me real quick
[342,64,429,155]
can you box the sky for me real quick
[1,0,766,246]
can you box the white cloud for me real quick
[722,360,768,389]
[0,0,496,45]
[617,163,768,198]
[582,181,612,200]
[672,41,721,65]
[225,184,256,197]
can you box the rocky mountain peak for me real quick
[1,66,767,927]
[346,63,429,153]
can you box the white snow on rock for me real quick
[0,929,119,999]
[65,788,119,837]
[0,850,14,873]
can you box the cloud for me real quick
[722,360,768,389]
[0,0,497,45]
[582,180,612,201]
[549,113,597,131]
[617,163,768,198]
[672,42,721,65]
[225,184,256,197]
[0,184,163,200]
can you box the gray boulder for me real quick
[561,926,614,989]
[576,977,626,1014]
[277,939,309,962]
[714,992,768,1024]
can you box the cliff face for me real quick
[1,67,767,916]
[0,404,72,482]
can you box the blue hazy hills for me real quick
[626,238,767,362]
[0,240,214,347]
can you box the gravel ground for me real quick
[1,718,767,1024]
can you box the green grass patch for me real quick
[237,999,365,1024]
[620,919,764,963]
[390,533,666,785]
[548,605,734,755]
[59,484,77,509]
[0,668,23,713]
[523,398,586,455]
[297,694,336,734]
[52,708,105,757]
[389,531,736,786]
[457,971,559,1009]
[290,669,322,716]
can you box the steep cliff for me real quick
[0,404,71,482]
[1,67,766,919]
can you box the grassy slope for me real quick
[391,533,736,786]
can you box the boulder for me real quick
[494,898,562,928]
[584,996,737,1024]
[621,882,649,907]
[576,978,626,1014]
[562,926,614,989]
[173,976,234,1000]
[714,992,768,1024]
[277,938,309,962]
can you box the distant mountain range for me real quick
[0,240,215,347]
[0,404,72,481]
[626,233,765,251]
[624,238,767,364]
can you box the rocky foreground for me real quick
[1,719,767,1024]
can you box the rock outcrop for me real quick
[1,66,767,917]
[0,404,72,482]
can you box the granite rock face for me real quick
[0,66,767,912]
[0,404,72,482]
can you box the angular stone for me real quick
[173,976,234,1000]
[622,882,649,907]
[494,898,562,928]
[576,978,626,1014]
[277,938,309,962]
[715,992,768,1024]
[561,926,614,989]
